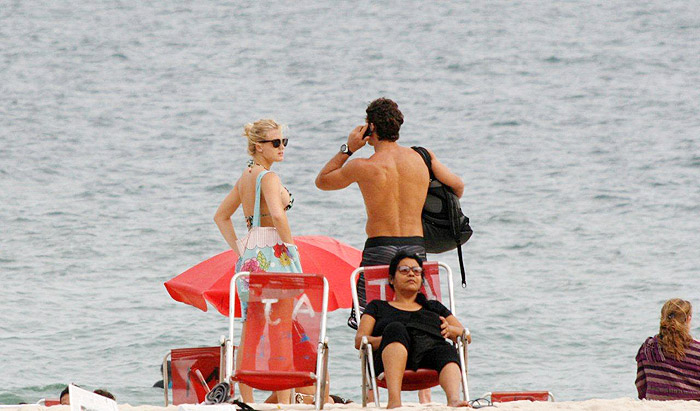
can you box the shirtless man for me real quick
[316,98,465,404]
[315,98,464,322]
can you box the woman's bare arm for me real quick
[355,314,381,350]
[214,181,243,256]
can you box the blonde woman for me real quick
[636,298,700,400]
[214,119,300,404]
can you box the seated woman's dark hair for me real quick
[388,251,427,305]
[389,250,423,279]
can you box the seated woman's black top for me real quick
[363,299,456,370]
[364,299,452,337]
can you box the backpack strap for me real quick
[252,170,270,228]
[457,243,467,288]
[411,146,435,180]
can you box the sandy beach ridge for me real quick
[2,398,700,411]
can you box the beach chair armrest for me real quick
[359,335,376,357]
[360,336,370,349]
[459,328,471,345]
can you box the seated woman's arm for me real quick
[355,314,382,350]
[635,360,647,399]
[440,315,471,343]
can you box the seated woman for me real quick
[355,251,471,408]
[636,298,700,400]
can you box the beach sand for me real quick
[3,399,700,411]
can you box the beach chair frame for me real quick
[351,261,470,406]
[225,271,330,411]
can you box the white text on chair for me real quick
[367,278,437,300]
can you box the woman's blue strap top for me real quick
[250,170,268,228]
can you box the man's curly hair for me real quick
[366,98,403,142]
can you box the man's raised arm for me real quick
[315,153,358,190]
[315,124,370,190]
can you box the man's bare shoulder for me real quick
[343,156,385,184]
[346,156,379,171]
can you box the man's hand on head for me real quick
[348,124,369,153]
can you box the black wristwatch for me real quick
[340,143,353,156]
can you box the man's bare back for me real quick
[355,144,429,237]
[315,125,463,239]
[315,98,463,241]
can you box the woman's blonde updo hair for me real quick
[242,119,284,156]
[658,298,693,360]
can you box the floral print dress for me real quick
[235,170,302,320]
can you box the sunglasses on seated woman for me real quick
[397,266,423,275]
[260,138,289,148]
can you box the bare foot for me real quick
[387,400,402,409]
[447,400,472,407]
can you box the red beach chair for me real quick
[162,344,226,405]
[484,391,554,402]
[40,399,61,406]
[351,261,470,406]
[225,272,330,410]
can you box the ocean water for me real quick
[1,0,699,405]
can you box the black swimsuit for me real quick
[362,300,460,375]
[245,187,294,229]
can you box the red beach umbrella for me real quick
[165,235,362,316]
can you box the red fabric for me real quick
[376,369,440,391]
[363,261,442,303]
[490,392,551,402]
[165,235,361,316]
[235,273,325,391]
[233,371,316,391]
[170,347,221,405]
[165,250,239,313]
[43,400,61,406]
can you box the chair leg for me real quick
[314,341,327,411]
[360,348,368,407]
[457,335,470,402]
[365,344,380,407]
[317,341,329,411]
[162,352,171,406]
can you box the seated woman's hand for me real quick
[368,335,383,351]
[440,316,454,340]
[440,316,467,342]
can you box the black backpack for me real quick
[412,146,473,287]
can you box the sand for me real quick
[3,398,700,411]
